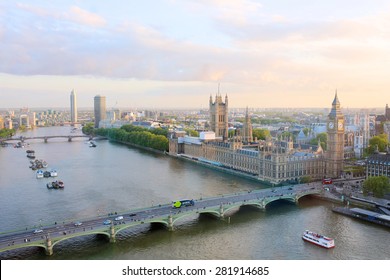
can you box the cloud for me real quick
[65,6,107,28]
[15,3,106,28]
[184,0,263,26]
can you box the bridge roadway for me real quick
[2,135,92,143]
[0,183,322,256]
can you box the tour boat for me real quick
[302,230,335,249]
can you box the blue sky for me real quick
[1,0,390,108]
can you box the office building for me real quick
[94,95,106,128]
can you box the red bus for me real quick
[322,178,333,185]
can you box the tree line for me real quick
[82,123,169,152]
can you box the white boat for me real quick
[302,230,335,249]
[50,170,58,177]
[36,170,44,179]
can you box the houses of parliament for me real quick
[169,93,345,185]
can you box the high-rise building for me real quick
[94,95,106,128]
[326,91,345,178]
[209,93,228,140]
[20,114,30,128]
[385,104,390,121]
[70,89,77,124]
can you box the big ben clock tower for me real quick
[326,91,345,178]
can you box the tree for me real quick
[185,128,199,137]
[363,176,390,198]
[303,127,311,137]
[82,122,95,135]
[366,134,389,154]
[310,132,327,150]
[279,131,294,141]
[252,128,270,141]
[0,128,15,139]
[95,126,169,152]
[300,176,312,184]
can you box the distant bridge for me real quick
[1,135,93,143]
[0,184,322,256]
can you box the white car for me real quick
[74,222,82,226]
[114,216,123,221]
[33,229,43,234]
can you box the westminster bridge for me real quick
[0,184,322,256]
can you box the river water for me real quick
[0,126,388,260]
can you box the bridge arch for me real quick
[0,243,47,255]
[263,196,296,209]
[223,202,264,216]
[294,191,319,201]
[51,231,110,249]
[115,221,168,235]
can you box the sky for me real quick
[0,0,389,109]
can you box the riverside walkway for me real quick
[0,183,321,256]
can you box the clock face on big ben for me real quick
[338,120,343,130]
[328,121,334,129]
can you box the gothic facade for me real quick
[209,94,228,140]
[325,92,345,178]
[242,107,253,143]
[169,93,345,184]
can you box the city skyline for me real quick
[1,1,390,108]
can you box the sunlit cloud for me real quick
[66,6,107,27]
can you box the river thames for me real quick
[0,126,388,260]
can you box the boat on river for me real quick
[47,180,64,189]
[302,230,335,249]
[36,170,44,179]
[26,150,35,159]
